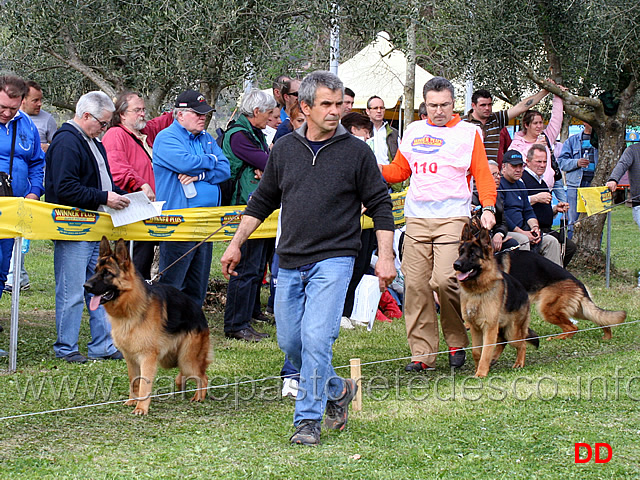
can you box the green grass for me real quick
[1,207,639,479]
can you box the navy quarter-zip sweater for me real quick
[245,124,395,269]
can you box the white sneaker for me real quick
[282,378,299,398]
[350,317,369,327]
[340,316,354,329]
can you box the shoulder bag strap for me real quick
[9,120,18,179]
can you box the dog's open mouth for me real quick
[456,269,475,282]
[89,290,116,311]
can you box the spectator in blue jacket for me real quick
[558,122,598,239]
[0,75,45,357]
[153,90,230,307]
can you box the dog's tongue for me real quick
[89,294,102,311]
[456,271,472,282]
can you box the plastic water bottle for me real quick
[181,182,197,199]
[21,238,30,254]
[637,270,640,288]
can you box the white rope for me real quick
[1,318,637,422]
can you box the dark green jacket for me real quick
[221,114,268,205]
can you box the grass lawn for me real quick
[1,206,639,479]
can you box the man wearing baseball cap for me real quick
[499,149,562,265]
[153,90,230,307]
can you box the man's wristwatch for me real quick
[482,205,496,215]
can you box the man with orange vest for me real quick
[380,77,496,372]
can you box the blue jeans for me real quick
[275,256,355,425]
[224,238,269,334]
[0,238,15,300]
[53,241,117,358]
[159,241,213,308]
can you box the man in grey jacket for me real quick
[221,71,396,446]
[607,143,640,230]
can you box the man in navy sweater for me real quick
[221,71,396,446]
[45,91,130,363]
[499,149,562,265]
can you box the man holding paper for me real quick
[45,91,129,363]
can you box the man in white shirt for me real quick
[365,95,399,165]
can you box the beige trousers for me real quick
[401,217,469,366]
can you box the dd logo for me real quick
[574,443,612,464]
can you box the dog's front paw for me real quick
[132,405,149,415]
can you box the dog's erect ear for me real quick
[99,236,112,257]
[478,227,493,254]
[461,223,473,241]
[114,238,131,267]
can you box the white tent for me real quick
[337,32,434,111]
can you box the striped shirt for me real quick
[463,109,509,164]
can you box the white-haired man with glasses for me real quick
[45,91,131,363]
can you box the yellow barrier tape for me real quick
[0,190,407,242]
[576,186,612,216]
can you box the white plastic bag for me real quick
[350,274,382,331]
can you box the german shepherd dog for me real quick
[454,221,539,377]
[497,249,626,340]
[84,237,212,415]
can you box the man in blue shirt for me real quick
[558,122,598,239]
[153,90,230,308]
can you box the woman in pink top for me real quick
[509,93,564,190]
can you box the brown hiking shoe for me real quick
[324,378,357,431]
[290,419,321,446]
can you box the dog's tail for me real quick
[577,296,626,339]
[526,328,540,349]
[578,297,626,327]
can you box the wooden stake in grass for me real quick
[350,358,362,411]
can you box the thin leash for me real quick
[147,211,243,285]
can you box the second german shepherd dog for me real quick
[84,237,212,415]
[497,250,626,341]
[454,221,539,377]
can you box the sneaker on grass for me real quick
[282,378,299,398]
[324,378,357,431]
[290,419,321,446]
[340,316,354,329]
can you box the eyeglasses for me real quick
[187,109,208,117]
[287,91,299,97]
[491,172,501,178]
[426,102,453,111]
[89,113,109,129]
[126,107,146,114]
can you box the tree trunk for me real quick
[403,15,417,133]
[573,79,637,267]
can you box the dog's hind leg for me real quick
[179,333,211,402]
[538,301,578,340]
